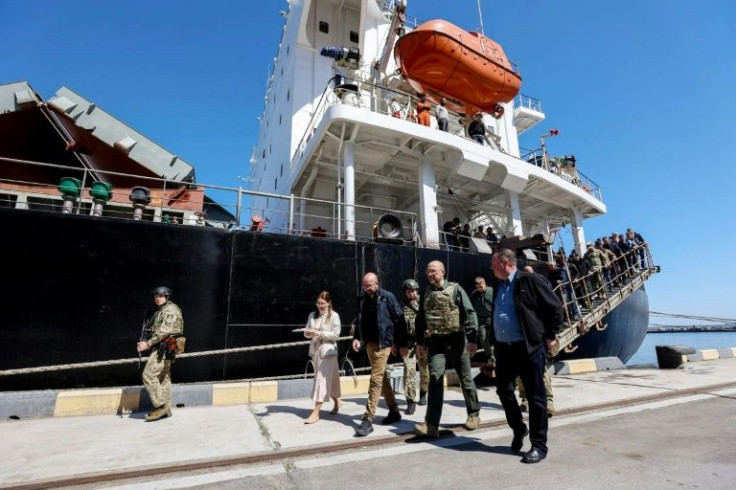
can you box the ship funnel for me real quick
[57,177,81,214]
[129,186,151,220]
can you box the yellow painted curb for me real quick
[565,359,598,374]
[248,381,278,403]
[340,375,371,395]
[54,388,139,417]
[700,349,719,361]
[212,383,251,406]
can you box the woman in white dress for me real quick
[304,291,342,424]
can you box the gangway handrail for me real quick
[549,243,658,357]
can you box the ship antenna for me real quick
[477,0,485,35]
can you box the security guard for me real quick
[412,261,481,437]
[136,286,184,422]
[398,279,430,414]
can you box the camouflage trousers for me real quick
[402,344,429,401]
[517,368,553,404]
[143,352,172,409]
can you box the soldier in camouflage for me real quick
[136,286,184,422]
[584,242,605,298]
[410,261,481,438]
[517,369,555,416]
[398,279,430,414]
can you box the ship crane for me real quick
[375,0,407,77]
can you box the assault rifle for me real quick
[138,311,152,370]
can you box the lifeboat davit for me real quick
[394,19,522,116]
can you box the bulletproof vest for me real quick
[424,282,461,335]
[403,302,418,336]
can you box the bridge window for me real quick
[350,31,359,43]
[319,21,329,34]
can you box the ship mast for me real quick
[477,0,485,35]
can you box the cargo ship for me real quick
[0,0,655,391]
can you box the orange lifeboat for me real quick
[394,19,522,116]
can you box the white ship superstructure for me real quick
[249,0,604,254]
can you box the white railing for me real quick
[520,148,602,202]
[514,94,543,112]
[0,156,417,243]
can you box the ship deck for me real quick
[287,76,605,238]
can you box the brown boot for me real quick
[145,405,169,422]
[464,414,481,430]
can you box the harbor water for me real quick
[626,330,736,366]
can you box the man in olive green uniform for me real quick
[471,276,494,368]
[412,260,481,437]
[398,279,430,414]
[136,286,184,422]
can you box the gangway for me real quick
[549,244,659,357]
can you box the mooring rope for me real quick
[0,336,356,377]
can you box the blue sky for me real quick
[2,0,735,324]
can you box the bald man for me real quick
[412,260,481,438]
[352,272,403,437]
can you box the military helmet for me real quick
[153,286,171,297]
[401,279,420,291]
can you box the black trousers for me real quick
[494,342,549,454]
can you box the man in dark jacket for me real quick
[491,249,562,464]
[352,272,403,437]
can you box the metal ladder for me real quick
[549,245,659,357]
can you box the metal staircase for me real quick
[549,244,659,357]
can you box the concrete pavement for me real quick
[2,358,736,489]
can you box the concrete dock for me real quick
[1,357,735,489]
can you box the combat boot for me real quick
[413,421,439,438]
[145,405,169,422]
[405,400,416,415]
[464,414,480,430]
[418,391,427,406]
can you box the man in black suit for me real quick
[490,249,563,463]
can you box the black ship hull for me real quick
[0,208,648,391]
